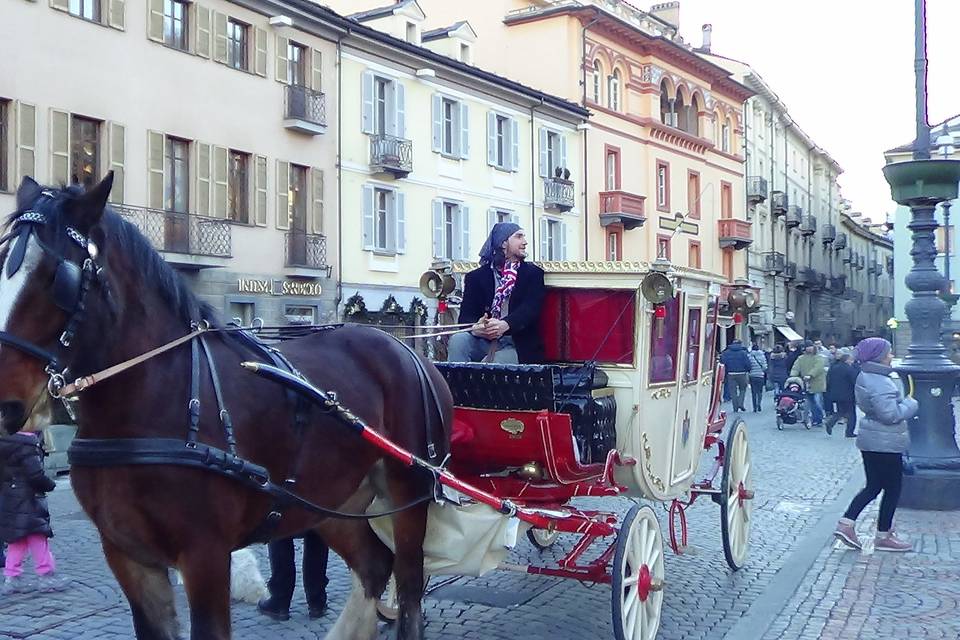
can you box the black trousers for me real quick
[266,531,330,609]
[842,451,902,532]
[827,399,857,436]
[749,377,765,411]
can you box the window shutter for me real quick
[431,94,442,152]
[254,154,267,227]
[108,0,125,30]
[49,109,70,186]
[108,122,125,204]
[311,48,323,91]
[432,199,443,258]
[195,142,211,215]
[275,36,289,84]
[511,119,520,171]
[50,0,68,11]
[14,101,36,184]
[254,27,268,77]
[361,71,374,134]
[194,5,212,58]
[559,135,568,175]
[147,131,165,210]
[310,167,324,234]
[213,146,228,218]
[361,185,374,250]
[459,205,470,260]
[213,11,228,64]
[538,127,548,177]
[147,0,164,42]
[395,191,406,254]
[486,112,496,166]
[394,82,406,139]
[539,217,549,260]
[459,102,470,160]
[486,208,496,230]
[275,160,290,230]
[560,221,568,260]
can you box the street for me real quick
[2,391,958,640]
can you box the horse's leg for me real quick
[177,547,232,640]
[322,519,393,640]
[384,460,430,640]
[101,538,181,640]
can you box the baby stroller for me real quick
[775,376,811,430]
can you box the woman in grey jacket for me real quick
[834,337,918,552]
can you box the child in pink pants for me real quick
[0,430,64,594]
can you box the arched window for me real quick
[660,81,672,125]
[675,92,687,131]
[722,118,732,152]
[689,94,703,136]
[592,60,602,104]
[608,69,621,111]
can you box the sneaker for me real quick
[1,576,26,595]
[833,518,862,549]
[875,532,912,552]
[37,572,67,593]
[257,596,291,621]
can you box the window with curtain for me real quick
[649,294,681,384]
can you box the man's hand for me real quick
[484,319,510,339]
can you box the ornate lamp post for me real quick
[880,0,960,509]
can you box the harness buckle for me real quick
[46,372,66,399]
[59,331,72,348]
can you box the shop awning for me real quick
[776,325,804,342]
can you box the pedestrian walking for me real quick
[784,341,801,374]
[768,345,790,392]
[747,344,768,412]
[720,340,752,413]
[824,351,858,437]
[790,340,827,427]
[257,531,330,621]
[0,429,66,594]
[834,337,917,552]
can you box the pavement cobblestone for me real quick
[1,391,957,639]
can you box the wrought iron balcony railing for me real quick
[821,223,836,244]
[784,261,798,281]
[834,231,847,250]
[747,176,768,204]
[599,190,645,229]
[800,214,817,236]
[544,177,575,212]
[370,134,413,177]
[284,84,327,135]
[785,205,803,228]
[770,190,788,215]
[284,232,330,274]
[843,247,854,264]
[764,251,785,274]
[114,204,231,258]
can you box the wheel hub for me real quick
[737,481,754,507]
[637,564,652,601]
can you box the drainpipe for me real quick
[334,34,345,316]
[580,15,600,260]
[783,119,790,322]
[769,112,777,330]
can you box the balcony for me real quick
[868,293,878,304]
[283,84,327,135]
[783,261,798,281]
[114,204,231,265]
[718,218,753,250]
[796,267,818,289]
[284,232,331,276]
[599,190,645,229]
[747,176,768,204]
[763,251,785,274]
[544,176,575,212]
[800,214,817,236]
[834,231,847,250]
[821,223,836,244]
[370,134,413,178]
[770,190,788,216]
[843,247,854,264]
[829,274,846,295]
[785,205,803,228]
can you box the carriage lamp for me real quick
[654,304,667,338]
[517,461,544,481]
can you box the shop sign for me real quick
[237,278,323,297]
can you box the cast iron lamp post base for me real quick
[883,159,960,510]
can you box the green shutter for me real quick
[50,109,70,186]
[275,36,289,84]
[213,11,228,64]
[14,101,36,184]
[107,0,125,30]
[254,155,267,227]
[147,0,164,42]
[108,122,125,204]
[276,160,289,230]
[194,5,211,58]
[147,131,165,210]
[195,142,211,215]
[310,167,323,234]
[213,146,228,218]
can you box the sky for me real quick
[673,0,960,222]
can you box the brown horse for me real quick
[0,174,452,640]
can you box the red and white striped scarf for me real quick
[490,261,519,319]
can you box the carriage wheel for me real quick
[376,574,430,623]
[720,419,754,571]
[527,527,560,550]
[612,504,664,640]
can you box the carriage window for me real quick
[702,295,719,373]
[539,289,636,365]
[649,294,680,384]
[683,308,702,382]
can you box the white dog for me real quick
[172,549,269,604]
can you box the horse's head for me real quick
[0,173,113,432]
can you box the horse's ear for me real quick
[70,171,113,230]
[15,176,42,211]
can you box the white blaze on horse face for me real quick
[0,236,42,335]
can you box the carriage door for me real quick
[669,293,705,487]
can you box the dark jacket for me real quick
[0,432,56,542]
[719,343,752,374]
[824,360,858,403]
[768,352,790,385]
[784,348,801,374]
[458,261,546,364]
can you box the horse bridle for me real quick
[0,190,106,400]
